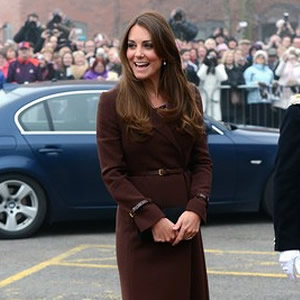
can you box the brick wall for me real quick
[0,0,299,42]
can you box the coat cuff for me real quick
[185,195,208,224]
[133,202,165,233]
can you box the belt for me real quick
[128,168,185,176]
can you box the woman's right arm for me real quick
[96,91,165,232]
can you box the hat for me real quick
[239,39,251,45]
[216,43,228,52]
[267,48,277,57]
[18,41,30,49]
[253,50,268,62]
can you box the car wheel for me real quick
[262,173,274,219]
[0,174,47,239]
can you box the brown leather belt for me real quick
[128,168,185,176]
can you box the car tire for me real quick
[262,173,274,219]
[0,174,47,239]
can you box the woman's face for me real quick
[74,54,86,66]
[225,52,234,65]
[95,61,105,73]
[255,55,265,65]
[6,48,16,60]
[63,53,73,66]
[126,24,163,83]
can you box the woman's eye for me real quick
[144,43,153,49]
[127,43,136,49]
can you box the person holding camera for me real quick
[276,12,295,39]
[168,8,198,42]
[197,48,228,120]
[13,13,43,48]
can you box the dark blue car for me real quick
[0,81,279,239]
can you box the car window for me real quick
[47,93,99,131]
[19,102,50,131]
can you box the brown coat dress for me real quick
[96,87,212,300]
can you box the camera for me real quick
[283,12,289,23]
[173,9,184,22]
[52,13,62,24]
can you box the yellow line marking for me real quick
[0,244,111,289]
[207,269,286,278]
[55,261,117,269]
[0,244,283,289]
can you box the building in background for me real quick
[0,0,299,43]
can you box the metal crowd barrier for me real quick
[198,84,300,128]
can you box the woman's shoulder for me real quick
[99,86,120,111]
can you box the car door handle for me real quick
[38,147,63,154]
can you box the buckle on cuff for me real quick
[158,168,165,176]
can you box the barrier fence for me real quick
[198,84,300,129]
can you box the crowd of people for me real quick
[1,9,300,127]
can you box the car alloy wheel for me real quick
[0,175,47,239]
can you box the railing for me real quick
[198,84,299,128]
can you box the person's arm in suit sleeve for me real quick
[96,90,165,232]
[185,87,213,223]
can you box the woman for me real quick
[70,50,89,79]
[83,56,118,81]
[274,47,300,126]
[53,51,74,80]
[221,49,245,123]
[97,11,212,300]
[243,50,274,126]
[197,48,228,120]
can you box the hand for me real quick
[172,211,201,246]
[152,218,177,243]
[279,250,300,280]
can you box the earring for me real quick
[163,60,167,66]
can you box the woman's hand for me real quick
[152,218,177,243]
[172,211,201,246]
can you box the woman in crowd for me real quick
[83,56,118,81]
[53,51,74,80]
[70,50,88,79]
[221,49,245,123]
[97,10,212,300]
[243,50,274,126]
[197,48,228,120]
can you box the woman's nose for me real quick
[135,46,144,58]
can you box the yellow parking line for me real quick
[0,244,111,288]
[207,269,286,278]
[0,245,283,289]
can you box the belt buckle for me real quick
[158,168,166,176]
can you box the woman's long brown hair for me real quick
[116,10,204,141]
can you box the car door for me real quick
[17,90,113,209]
[205,120,238,209]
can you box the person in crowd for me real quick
[275,17,295,39]
[106,47,122,76]
[234,48,248,71]
[267,48,280,75]
[168,7,198,42]
[197,48,228,120]
[238,39,251,59]
[204,38,217,50]
[180,48,200,86]
[83,56,118,81]
[53,51,74,80]
[13,13,43,48]
[273,46,300,126]
[243,50,274,126]
[227,37,238,50]
[84,40,96,66]
[216,42,229,58]
[4,45,17,62]
[6,41,42,83]
[97,10,212,300]
[292,36,300,49]
[189,47,200,70]
[0,50,9,78]
[197,45,207,66]
[273,93,300,281]
[245,43,262,68]
[37,52,55,81]
[221,49,245,123]
[70,50,89,79]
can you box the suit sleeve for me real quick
[96,91,165,232]
[185,87,213,223]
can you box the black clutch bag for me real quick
[138,207,185,242]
